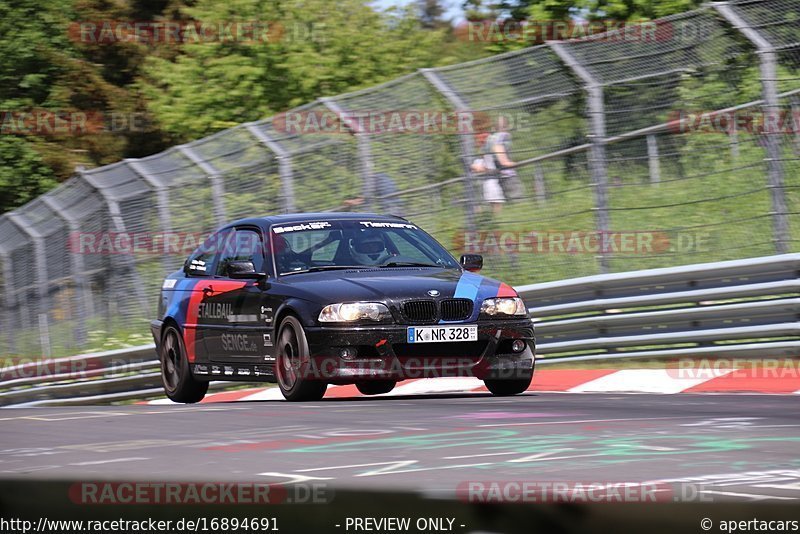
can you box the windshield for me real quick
[270,219,460,275]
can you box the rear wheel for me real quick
[483,372,533,396]
[356,380,396,396]
[276,316,327,401]
[160,325,208,403]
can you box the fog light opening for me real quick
[339,347,358,360]
[511,339,526,353]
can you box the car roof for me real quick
[223,212,408,230]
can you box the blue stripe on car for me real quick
[453,271,483,300]
[439,271,494,323]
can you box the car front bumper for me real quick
[301,319,535,383]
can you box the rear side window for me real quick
[186,229,231,276]
[216,228,267,276]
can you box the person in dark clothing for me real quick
[343,172,404,215]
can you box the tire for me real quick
[276,315,327,402]
[356,380,396,396]
[483,372,533,396]
[160,324,208,403]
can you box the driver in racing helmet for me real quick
[349,230,391,266]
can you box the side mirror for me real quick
[460,254,483,272]
[226,260,267,279]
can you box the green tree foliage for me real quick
[0,137,57,213]
[512,0,704,21]
[138,0,453,139]
[0,0,175,212]
[460,0,706,54]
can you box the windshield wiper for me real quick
[280,265,364,276]
[381,261,441,268]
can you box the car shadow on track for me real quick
[229,391,541,404]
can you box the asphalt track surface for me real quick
[2,392,800,502]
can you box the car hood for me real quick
[280,267,517,305]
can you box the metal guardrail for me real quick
[519,253,800,361]
[2,254,799,406]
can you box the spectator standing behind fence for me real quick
[484,116,525,202]
[470,131,504,217]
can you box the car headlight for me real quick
[318,302,391,322]
[480,297,527,317]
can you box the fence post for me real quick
[126,160,174,275]
[533,163,547,204]
[356,134,375,206]
[647,135,661,184]
[246,123,295,213]
[0,248,16,353]
[78,171,150,318]
[790,96,800,156]
[549,41,611,273]
[730,117,740,159]
[319,97,376,210]
[6,212,51,355]
[419,68,478,232]
[41,195,89,347]
[178,145,227,226]
[714,2,789,254]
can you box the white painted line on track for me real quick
[69,457,150,466]
[569,369,734,394]
[442,451,525,460]
[239,388,284,401]
[295,460,418,474]
[477,416,697,428]
[388,377,484,396]
[700,490,798,501]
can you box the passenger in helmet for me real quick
[349,230,391,266]
[272,234,305,273]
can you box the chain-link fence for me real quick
[1,0,799,357]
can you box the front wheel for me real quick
[160,325,208,403]
[483,372,533,396]
[356,380,396,395]
[276,316,327,402]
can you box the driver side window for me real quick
[215,228,266,277]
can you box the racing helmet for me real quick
[271,234,297,272]
[349,230,389,265]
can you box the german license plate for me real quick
[407,325,478,343]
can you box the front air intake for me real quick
[440,298,473,321]
[402,300,438,324]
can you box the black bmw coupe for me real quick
[152,213,535,402]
